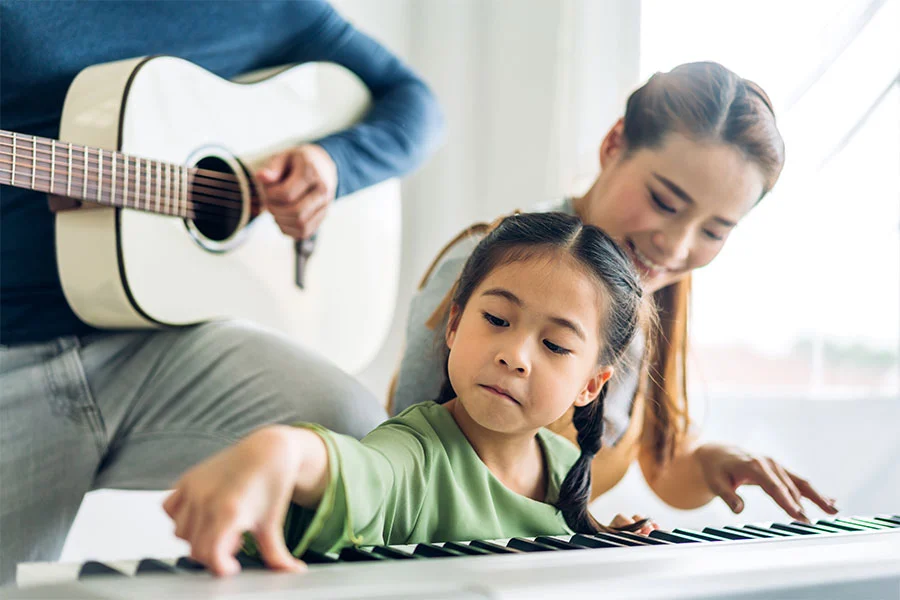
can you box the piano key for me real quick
[768,523,817,536]
[672,528,726,542]
[414,543,466,558]
[723,526,775,539]
[647,530,699,544]
[790,521,846,534]
[339,547,385,562]
[588,532,651,546]
[611,531,671,545]
[78,561,127,578]
[300,550,340,564]
[175,556,207,571]
[135,559,178,575]
[507,537,558,552]
[533,536,586,550]
[372,545,419,559]
[236,553,266,570]
[702,527,754,541]
[742,525,793,537]
[442,542,490,556]
[847,517,898,529]
[469,540,520,554]
[837,518,889,530]
[875,516,900,526]
[817,519,867,532]
[570,534,626,548]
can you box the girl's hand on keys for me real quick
[163,426,308,576]
[610,513,659,536]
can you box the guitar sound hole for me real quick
[189,156,244,242]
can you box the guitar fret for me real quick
[31,136,37,190]
[111,152,117,206]
[67,142,73,197]
[10,132,16,186]
[97,149,103,203]
[165,163,171,215]
[173,165,180,216]
[146,159,153,211]
[83,147,89,199]
[123,154,129,208]
[155,161,162,213]
[135,158,141,211]
[50,141,56,194]
[182,166,189,217]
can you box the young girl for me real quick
[164,212,648,575]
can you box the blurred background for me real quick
[62,0,899,562]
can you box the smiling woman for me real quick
[392,62,841,528]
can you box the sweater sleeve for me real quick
[246,421,432,558]
[275,1,444,198]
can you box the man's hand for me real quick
[256,144,337,240]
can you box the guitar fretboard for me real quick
[0,130,242,221]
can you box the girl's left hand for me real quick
[609,514,659,536]
[695,443,839,522]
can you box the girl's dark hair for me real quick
[435,212,646,534]
[621,62,786,465]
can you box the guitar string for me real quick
[0,135,246,196]
[0,154,246,218]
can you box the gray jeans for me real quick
[0,320,387,585]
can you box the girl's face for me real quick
[576,122,767,294]
[445,253,613,435]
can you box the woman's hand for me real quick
[695,443,838,522]
[609,514,659,536]
[163,426,310,576]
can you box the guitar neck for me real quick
[0,129,196,217]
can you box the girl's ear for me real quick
[445,304,461,349]
[599,118,626,170]
[574,365,614,407]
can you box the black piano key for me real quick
[414,543,466,558]
[875,516,900,526]
[610,531,671,545]
[507,537,558,552]
[817,519,866,532]
[847,517,897,529]
[534,536,585,550]
[837,518,890,530]
[339,547,385,562]
[742,525,792,537]
[300,550,339,564]
[372,546,419,559]
[78,561,127,578]
[672,528,725,542]
[135,559,178,575]
[442,542,489,556]
[769,523,817,536]
[569,534,625,548]
[790,521,845,534]
[647,530,699,544]
[587,532,648,546]
[723,526,775,539]
[175,556,207,571]
[236,553,266,570]
[702,527,753,540]
[469,540,520,554]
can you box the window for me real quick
[641,0,899,400]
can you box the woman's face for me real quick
[576,124,767,294]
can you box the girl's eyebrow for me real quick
[481,288,586,341]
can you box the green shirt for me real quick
[263,401,580,557]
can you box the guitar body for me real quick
[54,56,400,374]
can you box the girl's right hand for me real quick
[163,426,308,576]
